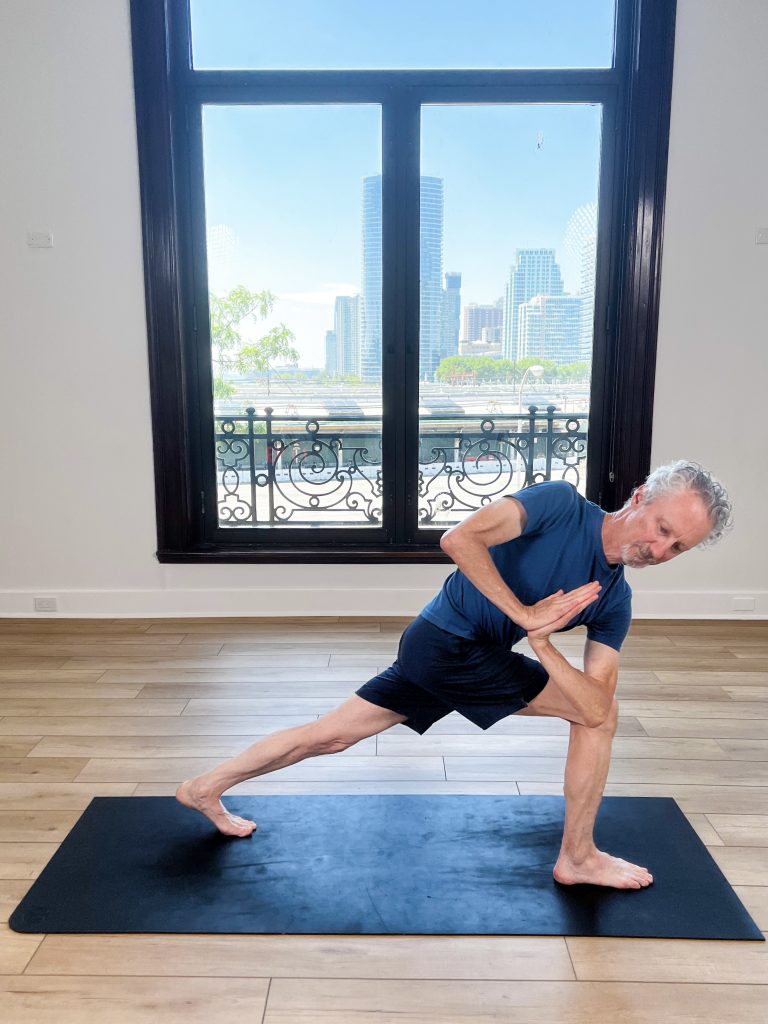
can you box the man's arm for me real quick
[528,636,619,727]
[440,496,601,632]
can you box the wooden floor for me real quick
[1,616,768,1023]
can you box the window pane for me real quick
[202,105,383,528]
[418,104,601,527]
[190,1,617,70]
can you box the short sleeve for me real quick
[586,588,632,652]
[510,480,579,537]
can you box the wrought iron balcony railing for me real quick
[215,405,588,528]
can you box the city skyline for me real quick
[209,191,597,379]
[201,100,602,370]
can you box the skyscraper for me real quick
[360,175,382,383]
[360,173,446,382]
[334,294,360,377]
[462,299,503,344]
[324,329,337,375]
[502,249,564,361]
[419,176,445,380]
[439,271,462,366]
[517,294,582,364]
[564,202,598,362]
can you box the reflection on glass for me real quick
[418,104,602,528]
[201,105,382,528]
[190,0,617,71]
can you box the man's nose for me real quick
[651,540,674,561]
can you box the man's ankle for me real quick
[558,843,598,866]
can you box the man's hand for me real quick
[520,581,602,638]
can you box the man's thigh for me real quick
[313,695,408,746]
[515,679,593,726]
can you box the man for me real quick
[177,460,732,890]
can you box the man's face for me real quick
[618,486,713,568]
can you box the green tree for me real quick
[555,361,591,382]
[208,285,299,399]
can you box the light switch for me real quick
[756,228,768,245]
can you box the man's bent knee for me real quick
[587,697,619,732]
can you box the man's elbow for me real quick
[440,527,457,556]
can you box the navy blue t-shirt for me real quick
[420,481,632,652]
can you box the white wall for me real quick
[0,0,765,618]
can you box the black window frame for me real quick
[130,0,676,564]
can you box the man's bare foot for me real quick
[553,849,653,889]
[176,779,257,837]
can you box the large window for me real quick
[130,0,677,561]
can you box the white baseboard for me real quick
[0,588,766,619]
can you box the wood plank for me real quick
[706,815,768,847]
[615,700,768,719]
[0,879,31,924]
[148,622,379,634]
[0,699,188,718]
[0,759,89,783]
[685,813,724,846]
[0,715,318,736]
[0,783,136,810]
[0,810,84,842]
[566,936,768,983]
[0,671,105,683]
[733,887,768,930]
[29,735,376,758]
[723,687,768,701]
[139,683,363,700]
[264,978,768,1023]
[0,843,58,879]
[378,735,726,760]
[182,698,343,716]
[446,757,768,786]
[656,671,768,685]
[717,739,768,761]
[615,684,732,700]
[25,934,574,979]
[0,659,68,670]
[0,976,270,1023]
[0,635,185,648]
[638,718,768,739]
[219,642,400,655]
[75,755,447,784]
[0,644,224,659]
[708,847,768,886]
[135,781,525,796]
[0,685,144,699]
[106,668,370,683]
[0,740,41,758]
[518,783,768,814]
[0,922,44,974]
[64,655,333,670]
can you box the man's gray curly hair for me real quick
[630,460,733,547]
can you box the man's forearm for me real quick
[442,534,529,627]
[528,639,615,726]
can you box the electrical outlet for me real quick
[732,596,755,612]
[26,230,53,248]
[33,596,58,613]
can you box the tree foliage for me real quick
[435,355,590,385]
[208,285,299,398]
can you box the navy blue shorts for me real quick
[355,615,549,734]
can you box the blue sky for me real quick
[193,2,612,366]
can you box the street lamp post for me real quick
[516,364,544,485]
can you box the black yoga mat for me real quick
[9,795,763,939]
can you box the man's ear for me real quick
[631,484,646,507]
